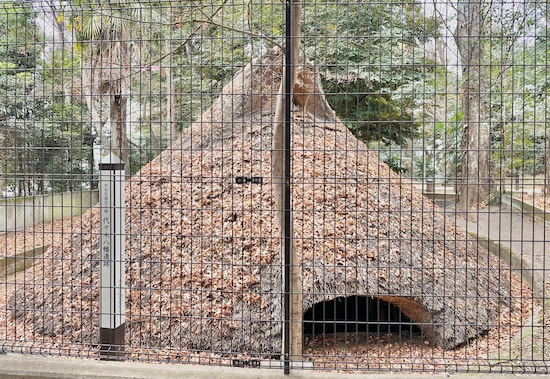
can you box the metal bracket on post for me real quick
[98,153,126,360]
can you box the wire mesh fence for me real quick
[0,0,549,374]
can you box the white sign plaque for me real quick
[99,153,126,329]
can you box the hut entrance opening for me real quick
[303,296,422,342]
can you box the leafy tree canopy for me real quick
[301,0,440,146]
[0,2,91,195]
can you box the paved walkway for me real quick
[417,181,549,276]
[445,202,549,278]
[444,199,550,371]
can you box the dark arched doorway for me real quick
[303,296,422,339]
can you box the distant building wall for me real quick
[0,190,99,232]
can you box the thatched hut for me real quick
[10,48,510,354]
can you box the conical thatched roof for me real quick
[10,49,510,354]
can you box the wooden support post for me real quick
[272,0,303,373]
[287,0,303,365]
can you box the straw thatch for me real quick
[10,48,510,354]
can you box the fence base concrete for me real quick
[0,353,544,379]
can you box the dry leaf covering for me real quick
[3,49,515,361]
[516,192,550,211]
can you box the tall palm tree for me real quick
[71,2,135,175]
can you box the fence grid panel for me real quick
[0,0,549,374]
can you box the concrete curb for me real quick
[0,245,49,279]
[1,353,549,379]
[501,193,550,224]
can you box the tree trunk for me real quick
[110,93,130,176]
[167,66,178,144]
[454,0,492,211]
[546,130,550,195]
[17,150,25,196]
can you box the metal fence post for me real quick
[283,0,303,373]
[99,153,126,360]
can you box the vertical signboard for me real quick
[99,153,126,360]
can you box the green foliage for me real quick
[167,1,285,131]
[0,2,40,69]
[323,78,420,145]
[1,0,546,190]
[375,143,410,174]
[487,17,549,177]
[302,0,440,147]
[57,0,443,177]
[0,2,92,195]
[0,2,39,120]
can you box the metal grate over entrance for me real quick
[302,296,421,336]
[0,0,549,374]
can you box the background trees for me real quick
[302,0,440,148]
[487,1,549,195]
[0,1,90,195]
[451,0,549,209]
[0,0,547,202]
